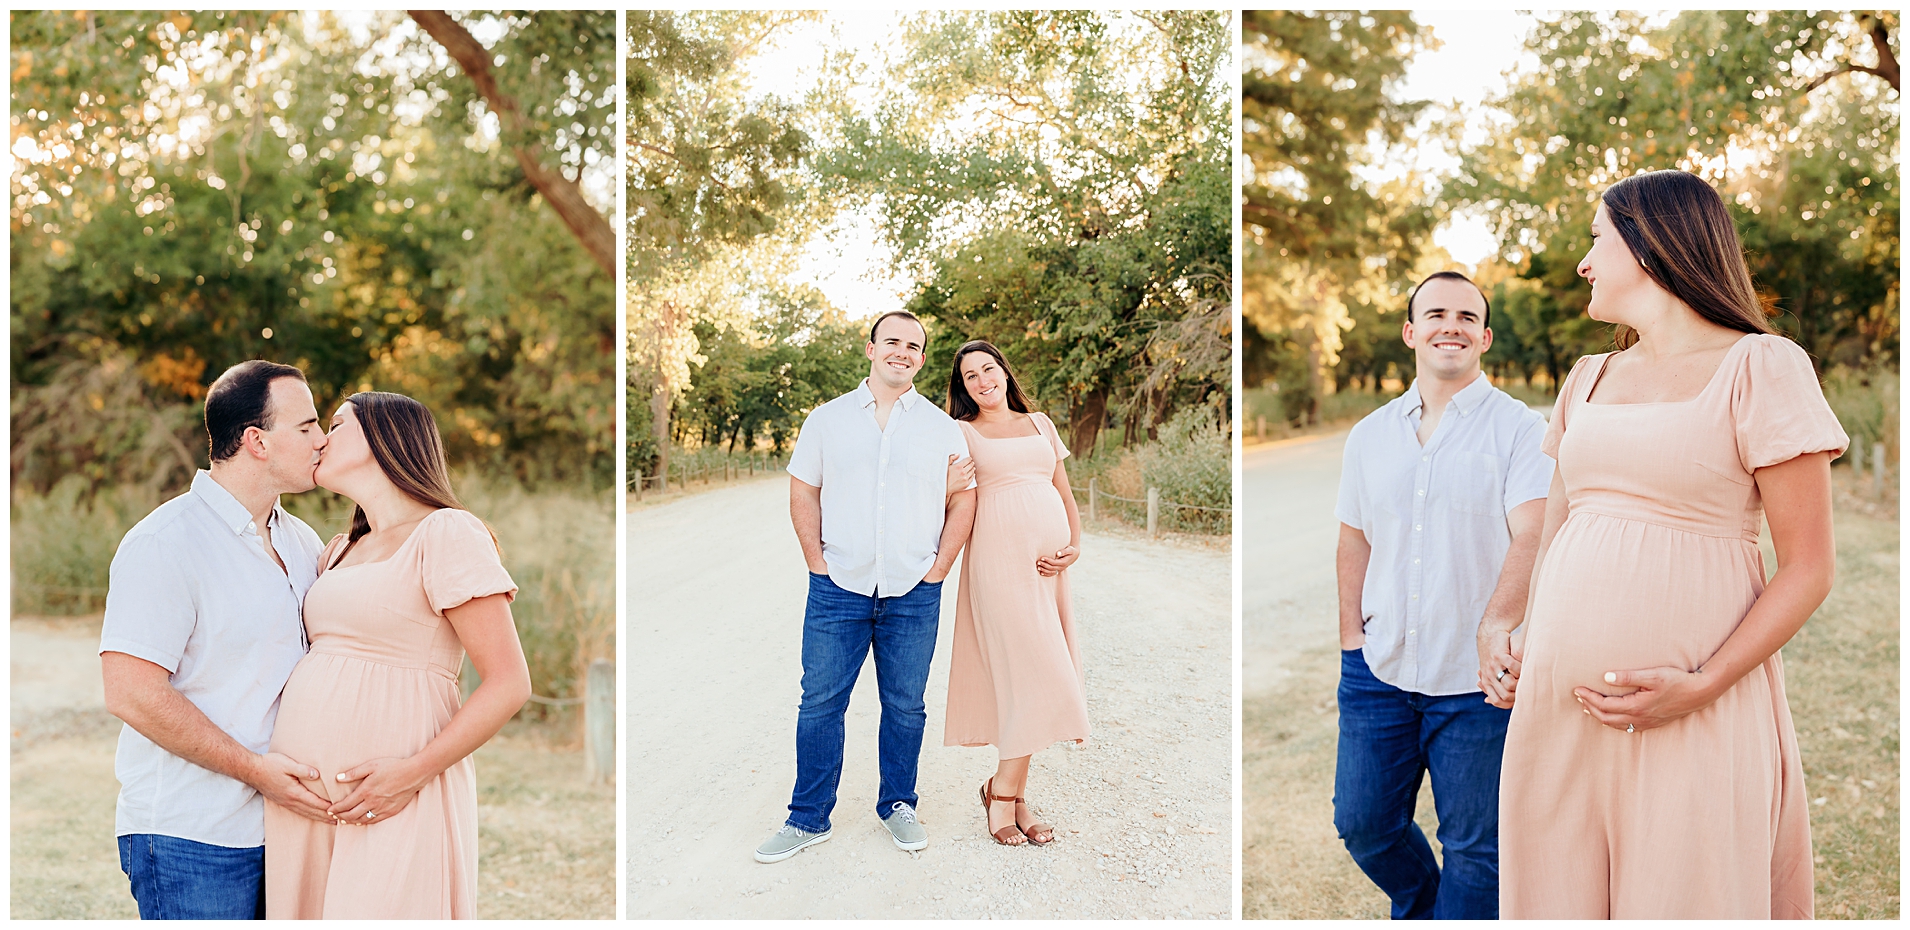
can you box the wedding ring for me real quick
[1495,668,1507,682]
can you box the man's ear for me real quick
[1401,317,1416,349]
[241,426,272,461]
[1480,326,1495,354]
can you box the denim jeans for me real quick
[117,833,265,920]
[1333,648,1510,920]
[785,572,943,834]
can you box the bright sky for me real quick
[743,13,914,322]
[1380,10,1541,267]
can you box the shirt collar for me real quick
[1401,374,1494,420]
[854,378,922,412]
[192,470,282,537]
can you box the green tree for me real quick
[11,11,616,490]
[625,11,812,487]
[1452,11,1899,372]
[1240,11,1437,424]
[827,10,1233,453]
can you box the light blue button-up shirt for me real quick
[99,470,323,847]
[788,380,973,598]
[1335,375,1553,695]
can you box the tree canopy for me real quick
[627,10,1233,480]
[12,11,616,492]
[1242,11,1899,423]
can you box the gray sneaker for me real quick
[882,801,928,851]
[754,823,831,863]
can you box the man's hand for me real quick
[1476,624,1522,708]
[945,454,975,496]
[248,752,335,824]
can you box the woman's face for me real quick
[313,402,375,494]
[1577,200,1657,325]
[960,351,1010,412]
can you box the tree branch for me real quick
[1802,15,1899,94]
[409,10,615,276]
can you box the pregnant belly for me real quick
[270,652,458,805]
[974,485,1071,560]
[1524,514,1761,699]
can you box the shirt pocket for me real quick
[906,447,948,489]
[1444,451,1505,517]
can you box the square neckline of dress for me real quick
[1581,332,1756,408]
[323,508,444,573]
[965,413,1045,441]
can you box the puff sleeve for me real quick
[1036,412,1071,461]
[1732,334,1849,472]
[1543,354,1604,460]
[418,509,517,615]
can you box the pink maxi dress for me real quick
[264,508,516,919]
[1500,334,1847,919]
[944,411,1091,760]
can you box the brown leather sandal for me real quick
[980,778,1026,846]
[1017,799,1054,846]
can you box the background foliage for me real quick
[628,11,1232,491]
[1242,11,1899,428]
[11,10,617,490]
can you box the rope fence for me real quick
[1068,478,1230,537]
[633,452,790,499]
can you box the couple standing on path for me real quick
[1332,170,1847,919]
[754,311,1092,863]
[99,360,527,919]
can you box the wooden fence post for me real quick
[1256,415,1266,440]
[1146,486,1159,537]
[1874,441,1887,496]
[1088,478,1098,523]
[1852,442,1864,479]
[585,658,614,784]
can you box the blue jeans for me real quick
[1333,648,1509,920]
[785,572,943,834]
[117,833,265,920]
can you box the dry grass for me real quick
[7,723,613,919]
[1243,470,1900,919]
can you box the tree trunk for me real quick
[650,381,672,490]
[1069,386,1108,458]
[410,11,615,276]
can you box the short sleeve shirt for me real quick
[788,380,973,598]
[1335,376,1553,695]
[99,471,323,847]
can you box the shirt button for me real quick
[1414,525,1421,531]
[1411,594,1418,600]
[1417,489,1424,496]
[1413,558,1420,564]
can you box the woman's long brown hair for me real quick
[329,391,495,567]
[1600,170,1777,349]
[946,340,1033,422]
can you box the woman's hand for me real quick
[1573,666,1717,732]
[328,756,429,825]
[1035,545,1079,577]
[945,454,975,495]
[1476,625,1522,709]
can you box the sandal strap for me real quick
[992,825,1026,843]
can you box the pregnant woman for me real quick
[942,340,1090,846]
[264,392,531,918]
[1488,170,1846,918]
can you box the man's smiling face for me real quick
[1402,278,1492,382]
[865,315,927,390]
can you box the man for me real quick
[755,310,978,863]
[100,360,337,919]
[1331,271,1553,919]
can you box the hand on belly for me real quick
[1572,665,1718,733]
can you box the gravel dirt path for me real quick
[627,475,1232,919]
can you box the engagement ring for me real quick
[1625,724,1635,734]
[366,811,376,820]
